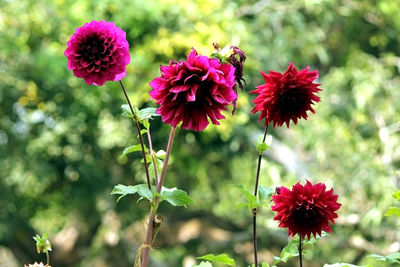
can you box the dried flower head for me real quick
[65,20,130,86]
[251,63,322,127]
[271,180,341,239]
[149,48,237,131]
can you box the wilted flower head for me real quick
[251,63,322,128]
[64,20,130,86]
[271,180,341,240]
[149,48,237,131]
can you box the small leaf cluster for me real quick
[33,233,52,254]
[111,184,193,208]
[236,185,274,212]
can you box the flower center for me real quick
[79,34,114,70]
[292,204,321,227]
[276,86,307,115]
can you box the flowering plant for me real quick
[62,19,344,267]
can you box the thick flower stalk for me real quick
[64,20,130,86]
[149,48,237,131]
[251,63,322,128]
[271,180,341,239]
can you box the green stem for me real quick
[147,128,159,186]
[141,126,176,267]
[252,124,269,267]
[118,80,152,190]
[45,250,50,266]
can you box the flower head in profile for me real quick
[271,180,341,240]
[251,63,322,128]
[64,20,130,86]
[149,48,237,131]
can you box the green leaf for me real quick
[235,202,249,211]
[197,253,235,266]
[33,233,52,254]
[369,252,400,264]
[121,104,133,118]
[238,185,258,210]
[121,144,148,158]
[111,184,153,203]
[386,252,400,263]
[160,187,194,207]
[259,186,274,203]
[384,207,400,218]
[192,261,213,267]
[393,190,400,202]
[273,238,299,264]
[254,135,270,154]
[137,107,159,121]
[156,150,166,159]
[142,120,150,129]
[140,129,148,135]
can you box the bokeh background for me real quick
[1,0,400,266]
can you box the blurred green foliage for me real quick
[1,0,400,266]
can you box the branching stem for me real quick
[118,80,151,190]
[141,126,176,267]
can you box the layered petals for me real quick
[271,180,341,240]
[64,20,130,86]
[251,63,322,127]
[149,49,237,131]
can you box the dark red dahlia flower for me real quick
[271,181,341,240]
[149,49,237,131]
[251,63,322,128]
[64,20,130,86]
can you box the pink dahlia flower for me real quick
[271,181,341,240]
[149,49,237,131]
[64,20,130,86]
[251,63,322,128]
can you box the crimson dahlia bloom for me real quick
[65,20,130,86]
[271,181,341,240]
[149,49,237,131]
[251,63,322,127]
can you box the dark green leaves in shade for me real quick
[197,253,235,266]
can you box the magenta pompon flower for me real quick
[271,180,341,240]
[64,20,130,86]
[250,63,322,128]
[149,48,237,131]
